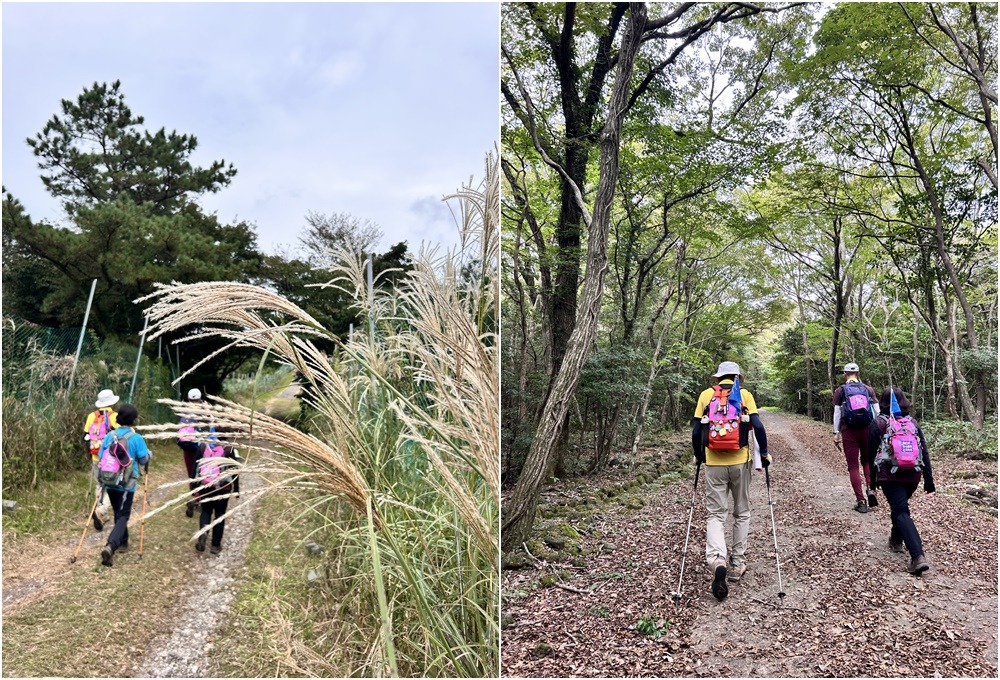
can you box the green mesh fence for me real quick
[2,317,175,492]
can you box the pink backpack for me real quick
[875,415,922,473]
[97,431,136,488]
[198,444,226,487]
[88,410,111,453]
[707,385,741,451]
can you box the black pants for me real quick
[882,481,923,558]
[199,496,230,548]
[104,487,135,551]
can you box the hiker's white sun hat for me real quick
[187,388,202,400]
[712,361,743,378]
[95,389,119,408]
[843,362,860,373]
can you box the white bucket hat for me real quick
[843,362,860,373]
[95,389,119,408]
[187,388,203,401]
[712,361,743,378]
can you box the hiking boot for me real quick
[726,563,747,584]
[867,491,879,508]
[92,513,104,532]
[908,554,930,576]
[853,500,869,514]
[711,563,729,601]
[210,544,222,555]
[195,534,207,552]
[100,545,114,567]
[185,501,195,518]
[889,539,905,553]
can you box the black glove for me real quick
[924,480,935,494]
[761,451,771,468]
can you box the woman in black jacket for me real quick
[193,443,241,554]
[868,387,935,575]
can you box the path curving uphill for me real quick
[501,411,998,677]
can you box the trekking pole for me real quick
[672,461,702,603]
[764,466,786,602]
[138,468,149,560]
[70,490,102,563]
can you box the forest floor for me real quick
[0,383,336,678]
[501,410,998,678]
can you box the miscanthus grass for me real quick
[135,155,499,678]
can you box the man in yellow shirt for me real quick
[692,361,770,600]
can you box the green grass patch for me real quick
[2,470,95,541]
[222,365,294,406]
[210,489,349,678]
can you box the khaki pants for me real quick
[704,462,752,568]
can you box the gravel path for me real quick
[130,468,261,678]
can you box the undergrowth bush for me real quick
[921,417,998,461]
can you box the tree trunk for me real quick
[901,102,983,428]
[827,216,847,397]
[502,4,647,552]
[631,302,676,458]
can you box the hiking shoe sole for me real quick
[711,565,729,600]
[100,546,113,567]
[210,544,222,555]
[908,556,930,575]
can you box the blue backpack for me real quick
[841,382,873,429]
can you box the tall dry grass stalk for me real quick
[135,154,499,677]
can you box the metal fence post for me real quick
[367,253,375,341]
[67,278,98,397]
[129,315,150,402]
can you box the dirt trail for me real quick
[2,388,295,677]
[2,464,184,614]
[502,411,998,678]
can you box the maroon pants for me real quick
[178,441,200,492]
[841,426,872,502]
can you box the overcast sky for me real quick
[2,2,498,256]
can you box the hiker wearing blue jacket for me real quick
[96,404,151,567]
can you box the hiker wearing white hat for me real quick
[83,389,120,530]
[832,362,880,514]
[177,388,206,517]
[691,361,770,600]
